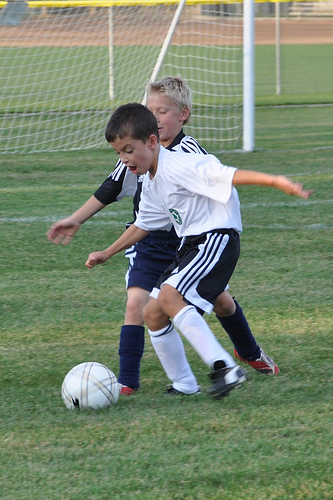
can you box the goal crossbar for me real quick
[0,0,243,7]
[0,0,322,7]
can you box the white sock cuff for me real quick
[173,305,196,329]
[148,321,174,338]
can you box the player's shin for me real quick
[216,299,260,360]
[173,305,236,369]
[148,322,199,394]
[118,325,145,390]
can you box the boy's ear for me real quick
[180,106,190,122]
[148,134,159,148]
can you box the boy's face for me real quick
[147,94,190,148]
[110,134,159,177]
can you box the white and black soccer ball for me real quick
[61,361,119,410]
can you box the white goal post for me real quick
[0,0,248,154]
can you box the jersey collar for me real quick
[166,130,186,151]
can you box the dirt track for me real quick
[1,17,332,46]
[254,18,333,45]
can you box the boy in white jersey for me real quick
[47,77,280,396]
[85,103,312,398]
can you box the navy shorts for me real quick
[151,229,240,314]
[125,229,180,292]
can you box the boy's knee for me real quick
[143,298,169,331]
[157,285,176,311]
[125,287,150,325]
[214,291,236,317]
[142,301,152,325]
[158,285,188,318]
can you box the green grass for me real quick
[1,105,332,499]
[255,44,333,105]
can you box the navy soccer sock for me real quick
[118,325,145,389]
[216,300,260,361]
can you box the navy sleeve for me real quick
[94,160,135,206]
[94,173,125,205]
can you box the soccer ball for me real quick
[61,361,119,410]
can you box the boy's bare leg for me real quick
[143,296,170,331]
[124,287,150,325]
[213,290,236,316]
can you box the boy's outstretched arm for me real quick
[233,170,313,199]
[47,196,106,245]
[47,162,135,245]
[85,224,149,269]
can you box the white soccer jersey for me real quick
[135,146,243,237]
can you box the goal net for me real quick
[0,0,243,154]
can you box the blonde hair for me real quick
[146,76,192,125]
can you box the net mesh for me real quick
[0,2,243,153]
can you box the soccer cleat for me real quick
[208,365,247,399]
[166,386,202,396]
[234,348,280,375]
[118,383,137,395]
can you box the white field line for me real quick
[1,199,332,229]
[1,169,331,226]
[242,199,333,209]
[0,184,110,194]
[0,168,331,196]
[0,169,328,195]
[244,223,331,230]
[0,210,131,224]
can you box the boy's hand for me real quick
[277,176,313,199]
[46,219,81,245]
[85,250,110,269]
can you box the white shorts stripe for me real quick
[177,233,228,296]
[162,233,231,313]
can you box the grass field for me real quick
[1,103,332,499]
